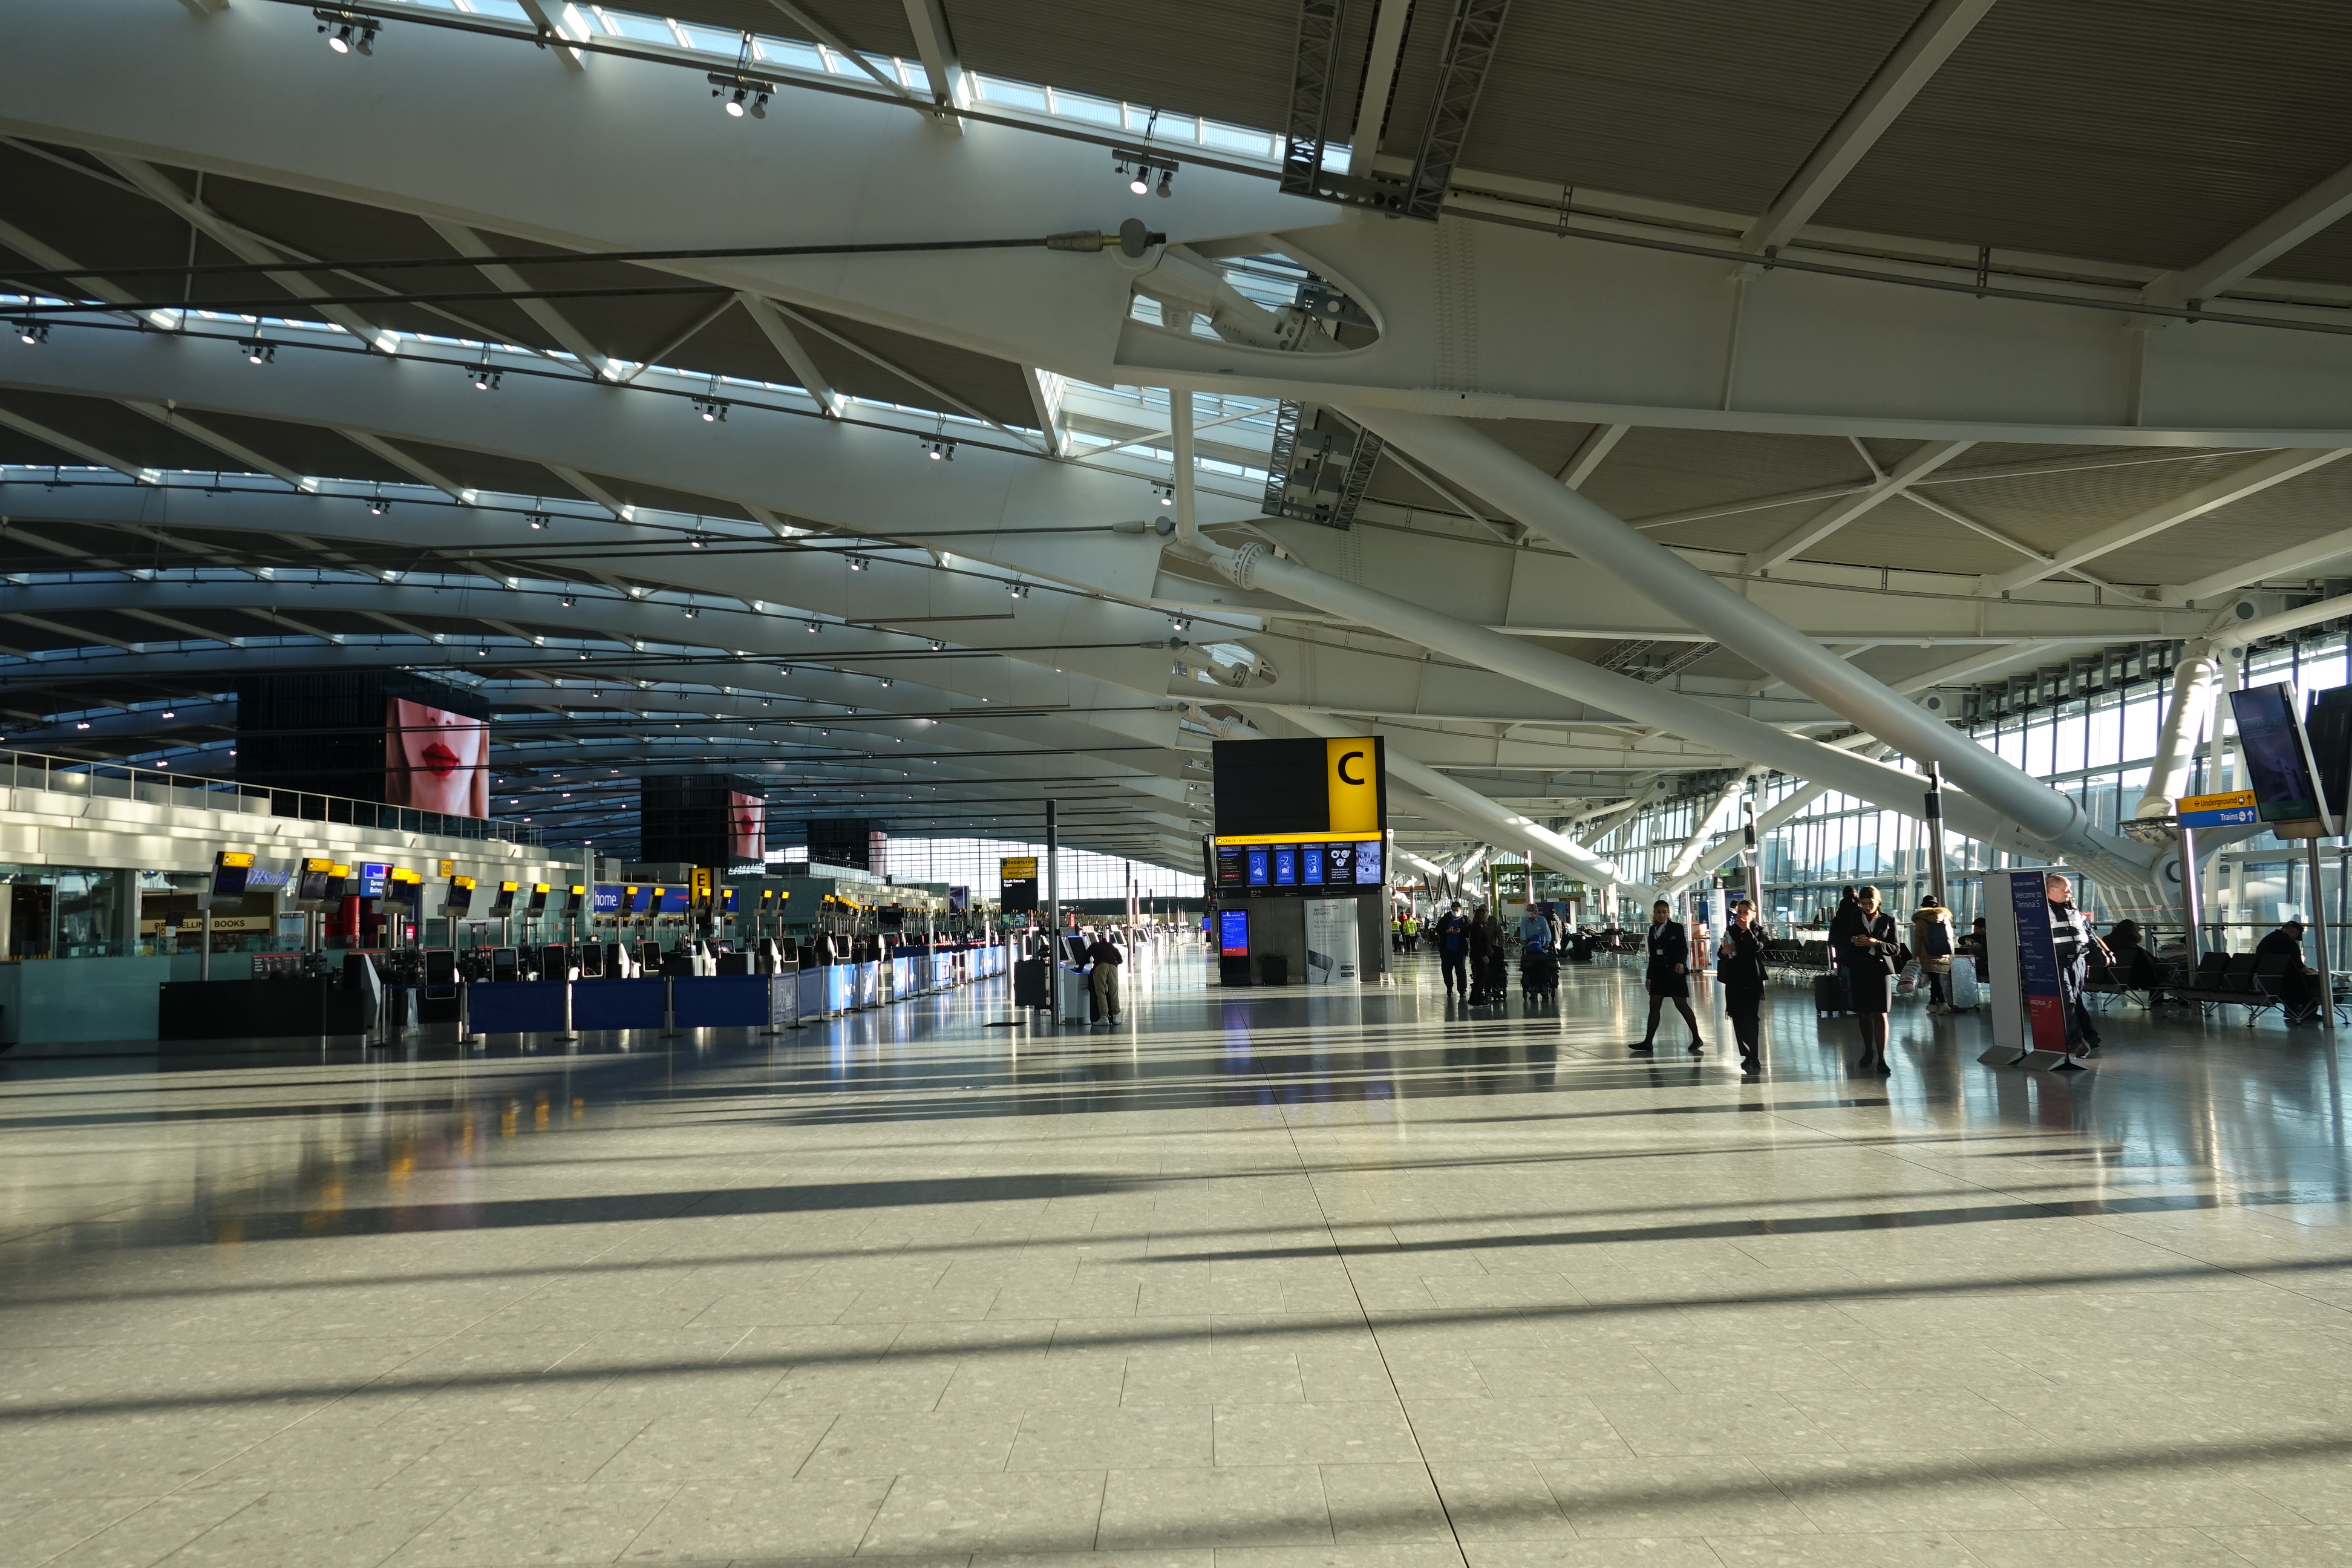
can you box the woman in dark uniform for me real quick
[1716,898,1769,1071]
[1633,898,1705,1054]
[1833,884,1901,1072]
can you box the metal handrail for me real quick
[0,746,541,846]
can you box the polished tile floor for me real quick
[5,941,2352,1567]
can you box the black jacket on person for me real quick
[2256,928,2309,970]
[1717,924,1768,993]
[1831,906,1898,976]
[1644,920,1690,982]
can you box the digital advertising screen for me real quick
[356,862,391,899]
[1302,845,1325,885]
[1247,848,1270,887]
[1325,842,1357,885]
[729,790,765,864]
[1273,846,1298,886]
[384,697,489,817]
[1218,908,1250,957]
[1354,841,1383,885]
[2230,682,2334,836]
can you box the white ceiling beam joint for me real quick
[1555,423,1628,491]
[427,218,613,379]
[516,0,586,70]
[1740,0,1996,255]
[736,292,843,417]
[0,407,157,484]
[1742,439,1972,574]
[2146,160,2352,307]
[1345,0,1416,179]
[900,0,966,131]
[546,463,635,521]
[762,0,925,105]
[335,428,471,503]
[1981,446,2350,596]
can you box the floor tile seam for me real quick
[1278,1103,1473,1568]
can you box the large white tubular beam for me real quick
[1339,408,2140,873]
[1180,531,2146,878]
[1739,0,1997,255]
[25,3,2352,445]
[1267,704,1660,904]
[1979,447,2348,596]
[2134,590,2352,818]
[2166,528,2352,606]
[2145,160,2352,307]
[1742,440,1972,575]
[1664,766,1761,883]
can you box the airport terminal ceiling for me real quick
[7,0,2352,868]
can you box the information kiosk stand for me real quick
[1978,866,2085,1071]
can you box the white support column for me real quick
[1181,530,2138,880]
[1664,766,1762,884]
[1341,406,2145,878]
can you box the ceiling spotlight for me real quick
[1128,167,1150,196]
[367,497,391,516]
[14,319,47,346]
[527,511,550,530]
[316,11,375,54]
[761,699,771,707]
[1151,481,1175,507]
[155,760,169,768]
[1170,614,1192,632]
[75,721,90,730]
[806,621,822,634]
[847,555,871,571]
[240,339,275,365]
[1007,581,1030,599]
[471,365,501,391]
[880,677,893,688]
[684,605,700,619]
[928,638,945,652]
[1157,167,1175,198]
[709,71,774,119]
[160,710,176,719]
[577,650,590,660]
[918,436,956,462]
[560,594,576,609]
[476,645,490,658]
[693,396,728,422]
[689,532,707,549]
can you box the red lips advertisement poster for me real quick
[384,697,489,817]
[730,791,765,864]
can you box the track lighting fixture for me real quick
[1151,481,1175,507]
[475,645,490,657]
[1125,162,1149,197]
[367,497,390,516]
[1007,581,1030,599]
[560,594,576,609]
[847,555,871,571]
[693,396,729,422]
[240,339,275,365]
[919,436,956,462]
[527,512,550,530]
[880,677,893,688]
[806,621,822,634]
[13,319,47,345]
[684,604,700,619]
[1170,615,1192,632]
[1113,148,1178,197]
[315,9,376,54]
[161,710,176,719]
[689,532,707,549]
[471,364,501,391]
[929,638,946,652]
[1157,168,1175,198]
[708,71,774,119]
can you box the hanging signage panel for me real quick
[1211,735,1387,843]
[999,855,1039,913]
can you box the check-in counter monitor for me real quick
[489,881,518,916]
[526,884,550,914]
[443,877,475,917]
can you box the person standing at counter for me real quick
[1085,930,1124,1024]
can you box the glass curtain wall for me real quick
[874,837,1203,902]
[1586,628,2352,946]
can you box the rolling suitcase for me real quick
[1946,956,1981,1010]
[1813,971,1849,1016]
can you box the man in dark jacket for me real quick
[2045,874,2103,1050]
[1084,930,1124,1023]
[2257,918,2319,1022]
[1436,901,1469,996]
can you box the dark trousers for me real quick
[1726,985,1762,1054]
[1441,949,1467,991]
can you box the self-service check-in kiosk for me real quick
[196,850,253,979]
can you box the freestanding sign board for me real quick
[999,857,1039,913]
[1304,898,1361,984]
[1981,867,2077,1070]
